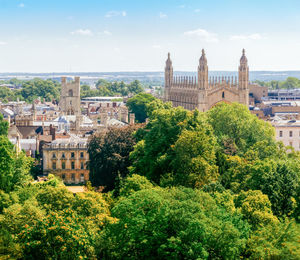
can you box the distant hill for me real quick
[1,71,300,86]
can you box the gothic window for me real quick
[71,152,75,158]
[68,89,73,97]
[52,162,56,170]
[81,162,84,169]
[61,162,65,169]
[71,161,75,170]
[222,92,225,99]
[71,173,75,181]
[80,152,84,158]
[279,131,283,137]
[52,153,56,158]
[62,174,65,180]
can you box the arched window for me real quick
[68,89,73,97]
[222,91,225,99]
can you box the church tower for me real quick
[164,53,173,101]
[197,49,209,111]
[59,76,81,116]
[238,49,249,105]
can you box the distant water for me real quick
[1,71,300,85]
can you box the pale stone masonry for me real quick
[59,76,81,116]
[164,49,249,112]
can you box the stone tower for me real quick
[59,77,81,116]
[238,49,249,105]
[197,49,209,111]
[164,53,173,101]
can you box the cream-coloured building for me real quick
[43,135,89,184]
[272,119,300,151]
[164,49,249,112]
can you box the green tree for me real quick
[0,113,9,136]
[0,136,33,193]
[99,187,250,259]
[88,125,141,191]
[126,93,156,122]
[118,174,154,197]
[207,102,275,155]
[17,209,97,259]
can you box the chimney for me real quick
[50,124,56,140]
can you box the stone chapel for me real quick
[164,49,249,111]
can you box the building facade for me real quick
[43,135,89,184]
[272,119,300,151]
[164,49,249,112]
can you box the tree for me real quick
[88,125,141,191]
[0,136,33,193]
[126,93,156,122]
[130,107,217,187]
[99,187,250,259]
[207,102,275,155]
[234,190,278,229]
[245,220,300,259]
[127,80,144,95]
[17,210,97,259]
[170,129,218,188]
[118,174,154,197]
[0,113,9,136]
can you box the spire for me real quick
[198,49,208,89]
[240,48,248,64]
[165,52,172,68]
[199,49,207,64]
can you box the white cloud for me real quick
[98,30,112,36]
[18,3,25,8]
[183,28,219,43]
[178,5,185,8]
[152,44,162,49]
[103,30,112,35]
[159,12,167,18]
[105,11,126,18]
[230,33,263,41]
[0,41,7,45]
[70,29,93,36]
[114,47,120,52]
[194,9,201,13]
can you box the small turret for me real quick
[238,49,249,90]
[198,49,208,89]
[164,52,173,101]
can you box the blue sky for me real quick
[0,0,300,72]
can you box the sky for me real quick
[0,0,300,72]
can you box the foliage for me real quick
[18,78,60,102]
[207,102,275,155]
[130,107,218,188]
[17,209,97,259]
[0,114,8,136]
[126,93,156,122]
[245,220,300,259]
[234,190,279,229]
[119,174,154,197]
[0,136,33,193]
[255,77,300,89]
[88,125,141,191]
[99,187,250,259]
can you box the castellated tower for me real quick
[59,76,81,116]
[164,53,173,101]
[197,49,209,111]
[238,49,249,105]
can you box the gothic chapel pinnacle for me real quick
[164,49,249,111]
